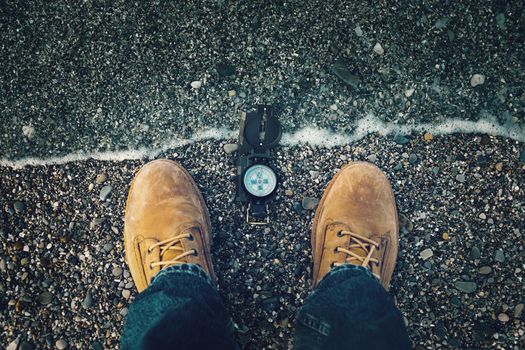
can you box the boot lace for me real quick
[147,233,196,269]
[334,230,380,279]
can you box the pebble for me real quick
[122,289,131,299]
[470,246,481,259]
[495,162,503,172]
[7,338,20,350]
[498,313,510,323]
[331,59,361,89]
[103,243,114,252]
[456,174,466,183]
[216,63,235,77]
[479,266,492,275]
[293,202,303,213]
[514,303,524,318]
[496,13,506,30]
[455,281,477,293]
[228,90,236,97]
[55,339,68,350]
[99,185,113,200]
[95,173,107,184]
[301,197,319,210]
[82,291,93,309]
[367,154,377,162]
[223,143,238,154]
[398,213,413,233]
[470,74,485,87]
[393,134,410,145]
[13,201,25,213]
[478,213,486,220]
[494,249,505,263]
[283,189,293,198]
[39,291,54,305]
[22,125,35,139]
[112,266,123,277]
[354,25,363,37]
[408,154,417,164]
[91,341,104,350]
[373,42,384,55]
[309,170,320,179]
[420,248,433,260]
[88,183,94,191]
[190,81,202,89]
[423,132,433,142]
[19,341,35,350]
[432,167,440,175]
[404,88,415,98]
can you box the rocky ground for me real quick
[1,133,524,349]
[1,0,524,159]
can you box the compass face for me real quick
[243,164,277,197]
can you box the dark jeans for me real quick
[121,264,411,350]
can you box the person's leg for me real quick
[120,159,236,350]
[294,162,410,349]
[294,265,410,349]
[121,264,236,350]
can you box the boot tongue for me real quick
[159,227,196,264]
[351,246,369,266]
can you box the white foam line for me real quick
[1,114,523,169]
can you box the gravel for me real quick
[1,134,524,349]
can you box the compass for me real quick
[234,105,282,225]
[243,164,277,198]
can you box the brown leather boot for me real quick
[124,159,215,292]
[311,161,399,290]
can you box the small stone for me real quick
[88,183,94,191]
[99,185,113,200]
[302,197,319,210]
[228,90,236,97]
[354,25,363,37]
[432,167,440,175]
[223,143,238,154]
[91,341,104,350]
[19,341,35,350]
[393,134,410,145]
[470,246,481,259]
[119,307,129,317]
[122,289,131,299]
[420,248,434,260]
[442,232,449,240]
[456,174,466,183]
[216,63,235,77]
[423,132,433,142]
[22,125,35,139]
[82,291,93,309]
[285,189,294,197]
[479,213,487,220]
[498,313,510,323]
[293,202,303,214]
[367,154,377,162]
[309,171,320,179]
[494,249,505,263]
[112,266,123,277]
[39,291,54,305]
[13,201,25,213]
[514,303,524,318]
[95,173,107,184]
[103,243,114,252]
[496,13,506,30]
[398,213,413,233]
[470,74,485,87]
[331,59,361,89]
[404,88,415,98]
[373,42,384,55]
[7,338,20,350]
[495,162,503,172]
[455,281,477,293]
[55,339,68,350]
[408,154,417,164]
[190,81,202,89]
[434,17,449,29]
[479,266,492,275]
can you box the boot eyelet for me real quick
[188,234,194,241]
[336,231,343,237]
[149,263,153,269]
[193,250,198,256]
[334,247,339,253]
[330,262,336,268]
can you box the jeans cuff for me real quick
[152,264,214,287]
[317,264,376,288]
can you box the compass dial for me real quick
[243,164,277,197]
